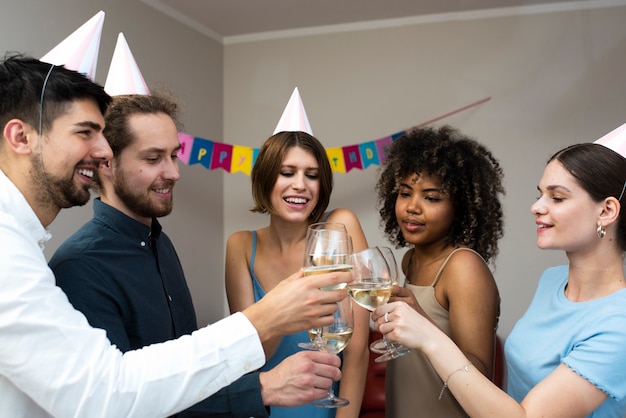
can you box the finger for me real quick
[307,271,352,290]
[308,351,342,367]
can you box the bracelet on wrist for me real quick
[438,361,472,400]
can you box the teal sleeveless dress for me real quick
[250,230,337,418]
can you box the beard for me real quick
[30,154,93,209]
[112,166,173,219]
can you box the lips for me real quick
[402,219,424,232]
[535,221,553,232]
[284,196,309,205]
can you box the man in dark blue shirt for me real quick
[50,92,342,417]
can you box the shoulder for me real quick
[441,248,495,287]
[49,222,100,268]
[326,208,363,230]
[326,207,358,219]
[226,230,255,255]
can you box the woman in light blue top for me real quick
[373,142,626,417]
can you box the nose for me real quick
[163,157,181,182]
[291,172,305,190]
[92,132,113,161]
[530,197,546,216]
[406,197,421,214]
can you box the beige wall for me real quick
[2,2,626,338]
[223,5,626,338]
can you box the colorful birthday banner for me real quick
[177,96,491,175]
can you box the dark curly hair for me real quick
[376,125,505,264]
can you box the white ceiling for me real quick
[140,0,594,43]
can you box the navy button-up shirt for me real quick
[51,198,267,417]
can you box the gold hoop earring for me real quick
[597,224,606,239]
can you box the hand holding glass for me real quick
[369,246,411,362]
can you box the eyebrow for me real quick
[75,121,103,132]
[538,185,571,193]
[140,144,182,154]
[281,164,319,170]
[399,182,441,193]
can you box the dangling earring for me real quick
[597,224,606,239]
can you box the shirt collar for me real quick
[0,169,51,250]
[93,198,162,243]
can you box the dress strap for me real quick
[249,230,257,274]
[431,247,483,287]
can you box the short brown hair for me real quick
[250,131,333,223]
[103,91,181,157]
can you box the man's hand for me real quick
[243,269,351,343]
[259,351,342,407]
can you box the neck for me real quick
[267,215,308,248]
[566,249,626,301]
[1,163,59,227]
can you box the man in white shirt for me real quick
[0,53,350,418]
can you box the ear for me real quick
[3,119,36,155]
[599,196,620,227]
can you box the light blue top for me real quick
[505,265,626,417]
[250,231,336,418]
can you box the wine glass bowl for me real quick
[369,246,411,363]
[348,248,393,312]
[299,222,352,349]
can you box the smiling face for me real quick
[32,98,110,213]
[531,160,601,252]
[103,112,181,225]
[269,145,320,223]
[394,172,454,247]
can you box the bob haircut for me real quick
[250,131,333,224]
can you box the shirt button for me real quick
[140,241,146,247]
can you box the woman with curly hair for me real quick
[376,125,504,418]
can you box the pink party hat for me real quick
[273,87,313,135]
[40,11,105,81]
[104,33,150,96]
[594,123,626,159]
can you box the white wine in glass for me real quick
[348,248,393,312]
[303,225,353,290]
[369,246,411,362]
[310,293,354,408]
[299,222,353,350]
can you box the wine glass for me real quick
[348,247,393,311]
[369,246,411,363]
[309,293,354,408]
[298,222,353,350]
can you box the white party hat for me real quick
[273,87,313,135]
[104,33,150,96]
[40,11,105,81]
[594,123,626,159]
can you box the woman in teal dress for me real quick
[225,130,370,418]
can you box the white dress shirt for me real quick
[0,169,265,418]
